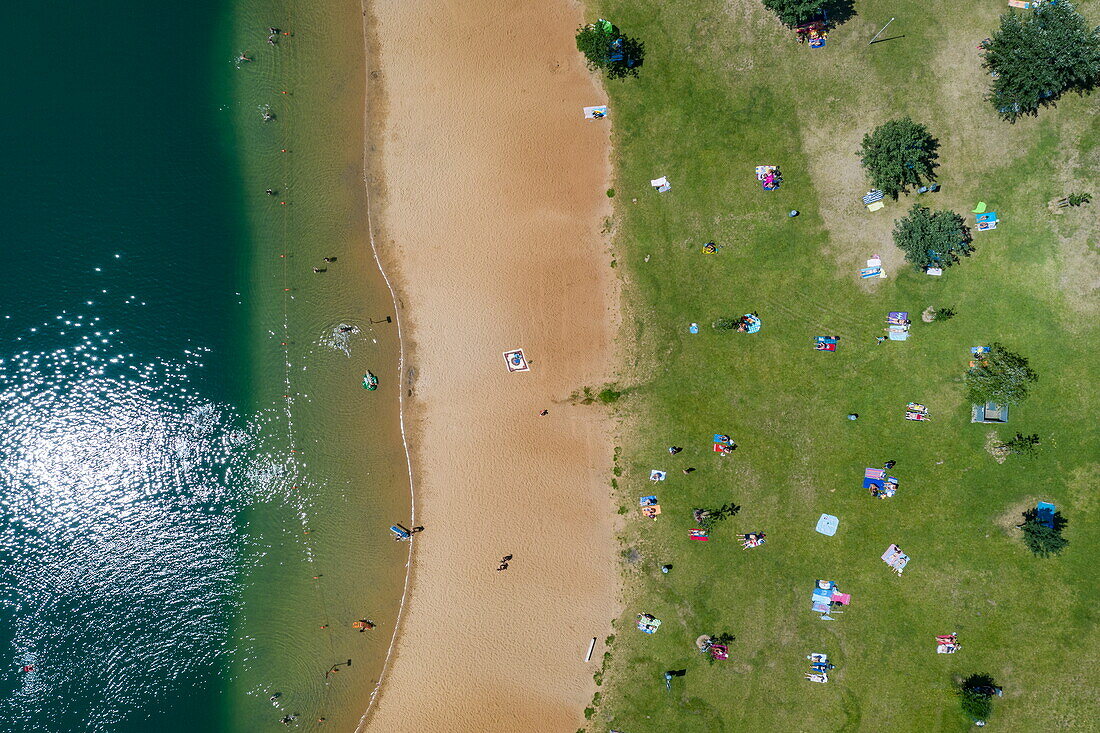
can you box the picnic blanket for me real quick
[864,476,898,497]
[1036,501,1056,528]
[862,190,884,205]
[503,349,529,372]
[815,514,839,536]
[649,470,667,481]
[636,614,662,633]
[814,337,838,351]
[756,165,781,190]
[583,105,608,119]
[650,176,671,193]
[881,544,909,574]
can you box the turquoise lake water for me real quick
[0,1,409,730]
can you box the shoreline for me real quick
[359,0,622,729]
[355,0,417,723]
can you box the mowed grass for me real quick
[585,1,1100,731]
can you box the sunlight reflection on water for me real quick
[0,327,264,730]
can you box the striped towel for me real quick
[865,468,886,479]
[861,190,884,204]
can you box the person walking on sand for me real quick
[539,409,549,416]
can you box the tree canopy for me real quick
[958,674,999,721]
[576,21,644,79]
[761,0,822,26]
[983,2,1100,122]
[859,118,940,198]
[964,342,1039,406]
[1020,508,1069,557]
[892,204,973,270]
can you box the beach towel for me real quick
[977,220,997,231]
[907,402,927,412]
[865,467,886,479]
[742,314,762,333]
[832,592,851,605]
[641,505,661,518]
[881,544,910,574]
[815,514,839,536]
[689,529,709,541]
[649,470,667,481]
[860,267,883,278]
[976,212,999,223]
[503,348,530,372]
[814,342,836,351]
[888,330,909,341]
[905,411,930,421]
[639,495,658,506]
[888,312,909,323]
[926,267,943,276]
[583,105,608,119]
[650,176,671,193]
[970,346,991,354]
[689,322,699,334]
[862,190,884,205]
[866,201,885,212]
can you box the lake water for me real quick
[0,1,410,730]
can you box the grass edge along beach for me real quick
[580,0,1099,731]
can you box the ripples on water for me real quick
[0,312,290,730]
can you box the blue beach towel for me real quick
[815,514,839,536]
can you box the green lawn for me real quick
[584,1,1099,730]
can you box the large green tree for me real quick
[761,0,822,26]
[576,22,644,79]
[859,118,940,198]
[892,204,972,270]
[1019,508,1069,557]
[964,342,1038,406]
[983,2,1100,122]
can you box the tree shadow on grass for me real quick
[823,0,857,26]
[608,36,644,79]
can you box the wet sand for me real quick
[359,0,620,730]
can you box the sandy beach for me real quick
[359,0,620,731]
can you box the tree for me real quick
[892,204,973,270]
[964,342,1039,406]
[996,432,1041,457]
[983,2,1100,122]
[957,673,1000,722]
[576,22,644,79]
[1019,508,1068,557]
[762,0,822,26]
[859,118,940,198]
[934,307,956,322]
